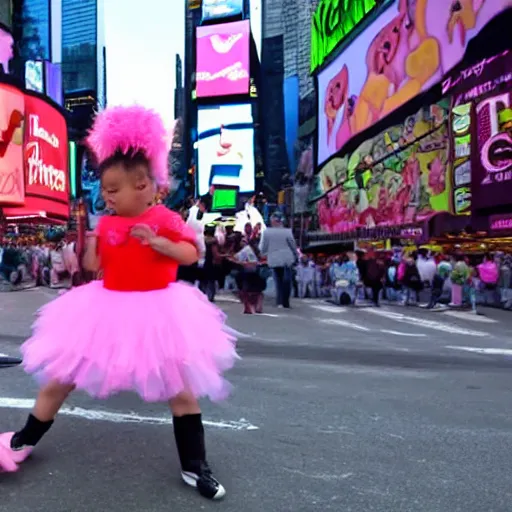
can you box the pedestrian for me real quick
[259,212,298,309]
[0,106,237,501]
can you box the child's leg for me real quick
[0,380,74,471]
[169,392,225,500]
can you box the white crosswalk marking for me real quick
[443,311,497,323]
[311,305,347,314]
[318,318,371,331]
[380,330,427,337]
[364,309,488,337]
[447,346,512,356]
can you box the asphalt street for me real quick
[0,288,512,511]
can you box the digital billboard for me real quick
[311,0,383,73]
[196,104,255,196]
[316,0,511,167]
[472,91,512,211]
[25,61,44,93]
[196,20,250,98]
[202,0,243,21]
[0,26,13,74]
[0,84,25,205]
[23,94,69,218]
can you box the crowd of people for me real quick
[0,237,79,289]
[294,249,512,311]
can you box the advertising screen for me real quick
[23,94,69,218]
[311,0,382,73]
[197,104,255,196]
[313,100,450,233]
[0,27,13,74]
[316,0,511,167]
[202,0,243,21]
[0,84,25,205]
[45,61,63,106]
[472,91,512,211]
[25,60,44,93]
[196,20,250,98]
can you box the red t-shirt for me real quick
[97,205,197,292]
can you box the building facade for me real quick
[62,0,105,107]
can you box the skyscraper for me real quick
[62,0,105,107]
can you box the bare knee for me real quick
[169,391,201,417]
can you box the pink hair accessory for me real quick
[87,105,169,186]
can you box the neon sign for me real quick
[310,0,382,73]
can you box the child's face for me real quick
[101,163,154,216]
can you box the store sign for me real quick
[24,94,69,217]
[202,0,243,21]
[196,20,250,98]
[444,50,512,107]
[490,214,512,232]
[311,0,381,73]
[0,84,25,205]
[316,0,511,166]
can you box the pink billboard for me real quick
[196,20,250,98]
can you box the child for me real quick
[0,106,238,500]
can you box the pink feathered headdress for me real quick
[86,105,169,186]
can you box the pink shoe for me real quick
[0,432,33,472]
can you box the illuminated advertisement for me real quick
[25,60,44,93]
[45,61,63,106]
[0,85,25,205]
[450,104,472,215]
[196,20,250,98]
[316,0,511,166]
[311,0,383,73]
[202,0,243,21]
[0,26,13,74]
[472,91,512,211]
[22,95,69,218]
[313,100,450,233]
[196,104,255,196]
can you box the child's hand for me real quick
[131,224,157,245]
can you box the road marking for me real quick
[381,330,426,337]
[254,313,281,318]
[0,397,259,431]
[310,305,347,314]
[443,311,497,323]
[215,296,240,303]
[319,318,370,331]
[446,346,512,356]
[366,309,488,337]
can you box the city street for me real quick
[1,289,512,511]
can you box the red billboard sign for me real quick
[0,84,25,206]
[21,94,69,218]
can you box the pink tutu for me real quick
[21,281,239,402]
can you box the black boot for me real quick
[173,414,226,500]
[11,413,54,450]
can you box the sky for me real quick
[103,0,185,131]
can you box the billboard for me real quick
[311,0,383,73]
[0,26,13,74]
[471,91,512,211]
[23,94,69,218]
[25,61,44,93]
[0,85,25,205]
[45,62,63,106]
[316,0,512,166]
[196,103,255,196]
[202,0,243,21]
[313,100,450,233]
[196,20,250,98]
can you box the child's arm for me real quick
[149,237,198,266]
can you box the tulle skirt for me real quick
[21,281,239,402]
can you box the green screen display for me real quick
[311,0,379,73]
[212,189,238,211]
